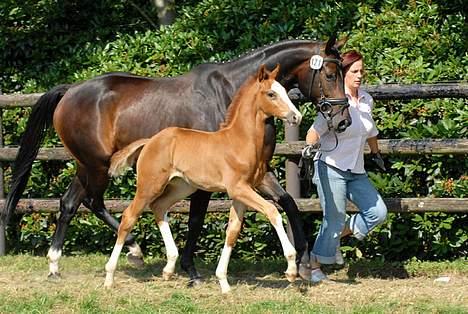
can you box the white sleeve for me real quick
[308,114,328,136]
[368,96,379,138]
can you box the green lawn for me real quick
[0,255,466,313]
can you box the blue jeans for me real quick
[311,160,387,264]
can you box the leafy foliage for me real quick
[2,0,467,261]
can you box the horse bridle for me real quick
[308,54,349,131]
[298,53,351,185]
[308,53,350,152]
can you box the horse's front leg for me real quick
[230,185,297,283]
[256,171,310,280]
[215,200,246,293]
[180,190,211,286]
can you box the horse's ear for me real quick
[334,36,348,51]
[271,64,280,79]
[257,64,268,82]
[325,36,337,55]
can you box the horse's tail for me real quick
[0,84,71,227]
[108,139,150,177]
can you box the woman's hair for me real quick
[341,50,363,73]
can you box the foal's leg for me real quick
[230,184,297,282]
[256,171,309,279]
[104,194,149,288]
[149,180,196,280]
[47,176,86,279]
[105,172,171,288]
[82,169,144,267]
[215,200,246,293]
[180,189,212,286]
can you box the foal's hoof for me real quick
[162,271,174,281]
[126,253,144,269]
[47,272,61,281]
[285,271,297,283]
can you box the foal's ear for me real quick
[271,64,280,79]
[257,64,269,82]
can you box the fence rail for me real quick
[0,138,467,161]
[2,197,466,214]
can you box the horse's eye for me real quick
[326,73,336,81]
[267,91,276,98]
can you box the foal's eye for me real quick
[267,91,276,98]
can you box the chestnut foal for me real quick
[104,64,302,293]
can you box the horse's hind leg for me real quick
[215,200,246,294]
[81,168,144,267]
[256,171,309,279]
[47,176,86,279]
[180,189,211,286]
[150,179,196,281]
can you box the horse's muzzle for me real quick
[336,118,352,133]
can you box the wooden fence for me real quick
[0,82,467,254]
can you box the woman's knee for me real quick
[374,199,388,225]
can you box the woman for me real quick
[305,50,387,283]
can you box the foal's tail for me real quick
[0,84,71,227]
[108,139,150,177]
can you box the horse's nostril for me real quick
[337,120,351,133]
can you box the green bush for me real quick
[2,0,467,261]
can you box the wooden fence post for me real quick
[0,107,5,255]
[285,124,300,198]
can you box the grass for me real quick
[0,254,467,313]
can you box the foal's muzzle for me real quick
[286,111,302,126]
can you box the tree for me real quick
[152,0,175,25]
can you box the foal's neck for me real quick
[221,92,267,149]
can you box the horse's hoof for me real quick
[162,271,173,281]
[47,272,61,281]
[126,253,144,269]
[187,277,203,287]
[298,263,311,281]
[285,271,297,283]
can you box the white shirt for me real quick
[308,88,379,173]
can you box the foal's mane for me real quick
[219,75,259,129]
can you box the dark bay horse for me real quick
[105,65,302,293]
[0,37,351,283]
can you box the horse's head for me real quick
[295,37,352,133]
[257,64,302,126]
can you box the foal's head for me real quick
[256,64,302,126]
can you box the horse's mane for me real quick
[219,75,258,129]
[224,39,319,63]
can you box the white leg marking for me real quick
[104,243,124,288]
[127,242,143,258]
[216,244,233,294]
[271,213,297,282]
[47,247,62,276]
[159,214,178,280]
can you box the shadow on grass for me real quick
[119,257,410,289]
[344,259,410,279]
